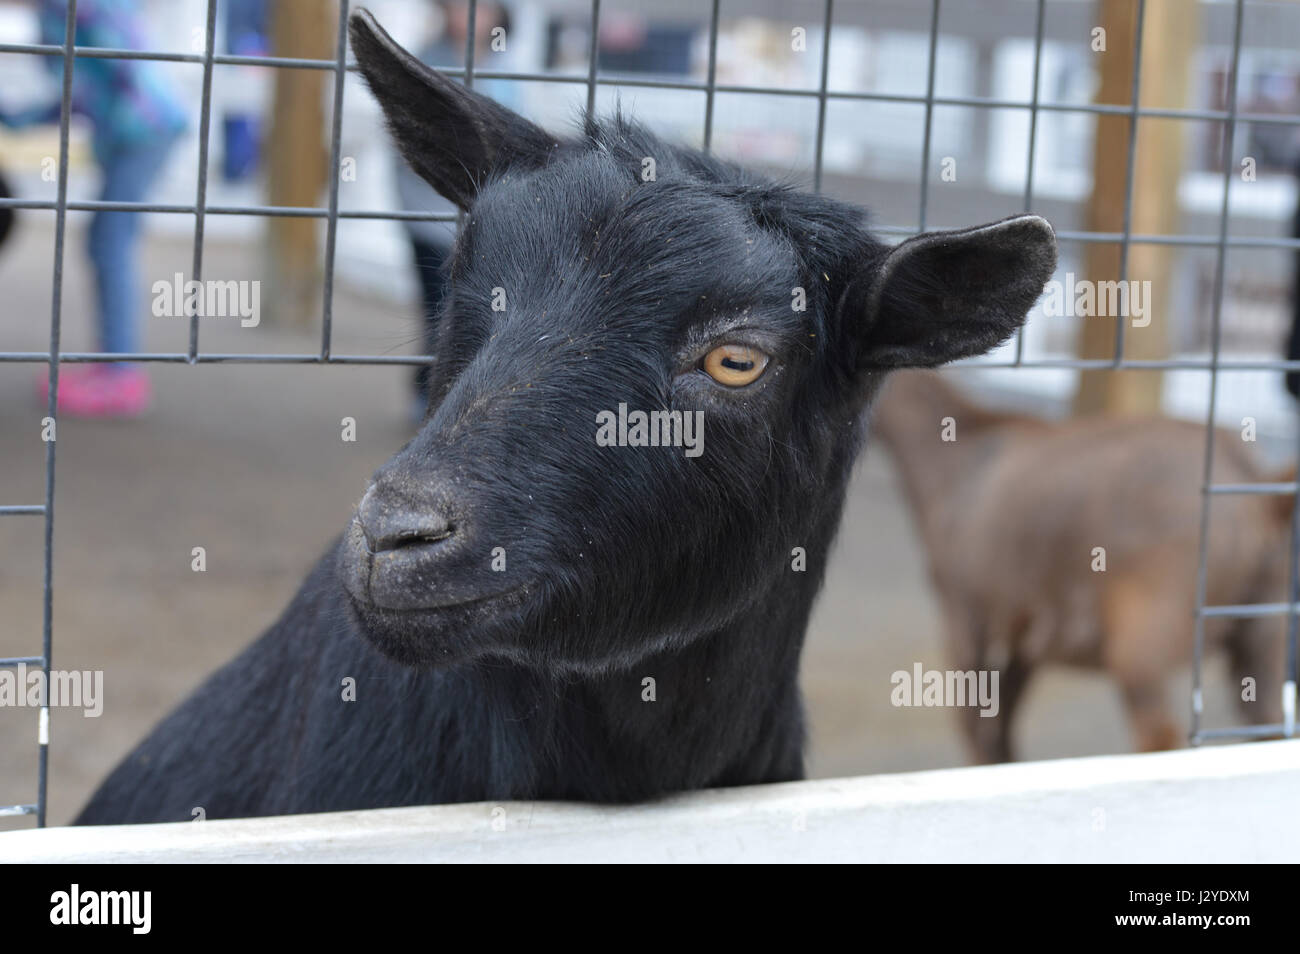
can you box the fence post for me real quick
[1074,0,1197,416]
[264,0,334,328]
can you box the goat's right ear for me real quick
[853,215,1057,370]
[349,8,560,210]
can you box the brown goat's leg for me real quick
[967,655,1031,763]
[943,613,997,763]
[1103,579,1183,752]
[1226,617,1286,727]
[1116,679,1181,752]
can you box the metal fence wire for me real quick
[0,0,1297,828]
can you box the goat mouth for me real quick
[351,583,529,615]
[342,580,533,668]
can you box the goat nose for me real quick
[356,484,455,553]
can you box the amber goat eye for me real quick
[701,344,770,387]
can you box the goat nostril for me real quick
[390,525,454,548]
[356,488,457,553]
[362,519,456,553]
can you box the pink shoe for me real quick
[37,365,95,407]
[37,365,151,418]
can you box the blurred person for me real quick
[1285,154,1300,400]
[0,165,13,250]
[399,0,516,417]
[0,0,186,417]
[220,0,268,182]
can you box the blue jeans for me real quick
[86,140,176,357]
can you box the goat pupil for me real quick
[723,357,753,371]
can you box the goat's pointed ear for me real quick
[349,8,559,210]
[855,215,1057,369]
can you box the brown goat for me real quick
[871,370,1293,762]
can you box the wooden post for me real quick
[1073,0,1199,416]
[264,0,333,328]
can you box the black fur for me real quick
[74,9,1056,825]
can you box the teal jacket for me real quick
[2,0,187,164]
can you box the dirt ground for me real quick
[0,219,1237,830]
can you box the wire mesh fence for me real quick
[0,0,1296,828]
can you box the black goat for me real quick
[75,9,1057,824]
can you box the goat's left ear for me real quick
[854,215,1057,369]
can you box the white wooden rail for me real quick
[3,740,1298,863]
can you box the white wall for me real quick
[3,740,1297,862]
